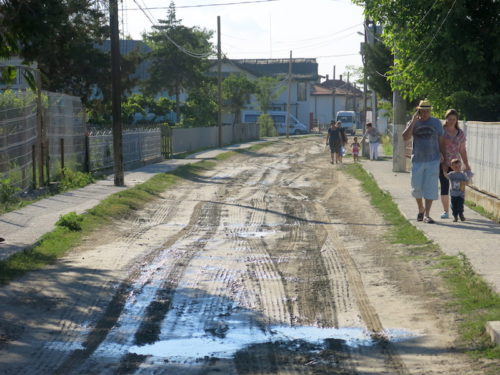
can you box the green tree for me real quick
[254,76,285,113]
[181,79,218,127]
[0,0,114,105]
[355,0,500,120]
[222,73,255,125]
[143,1,214,121]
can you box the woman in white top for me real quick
[362,122,380,160]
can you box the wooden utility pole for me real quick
[286,50,292,138]
[217,16,222,147]
[110,0,124,186]
[332,66,336,122]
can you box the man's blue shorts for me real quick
[411,159,440,200]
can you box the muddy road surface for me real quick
[0,137,485,374]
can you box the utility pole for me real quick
[286,50,292,139]
[110,0,124,186]
[392,87,407,172]
[332,65,336,122]
[392,50,407,172]
[217,16,222,147]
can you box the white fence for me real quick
[464,122,500,199]
[171,123,259,154]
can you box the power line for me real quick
[123,0,278,11]
[131,0,213,59]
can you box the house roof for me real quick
[311,79,363,96]
[210,58,319,81]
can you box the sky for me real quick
[120,0,365,80]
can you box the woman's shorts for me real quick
[411,159,440,200]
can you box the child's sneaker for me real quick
[453,215,458,222]
[440,212,449,219]
[459,213,466,221]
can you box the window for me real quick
[297,82,307,101]
[244,114,259,123]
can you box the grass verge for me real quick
[466,200,500,224]
[344,163,500,361]
[0,160,216,285]
[0,141,281,284]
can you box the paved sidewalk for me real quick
[0,141,264,261]
[362,157,500,295]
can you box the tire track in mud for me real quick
[207,146,356,374]
[315,172,411,375]
[51,200,220,374]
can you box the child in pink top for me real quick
[351,137,360,162]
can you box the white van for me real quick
[336,111,358,135]
[242,110,308,135]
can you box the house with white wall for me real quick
[309,76,363,127]
[209,58,320,126]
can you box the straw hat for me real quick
[416,98,432,110]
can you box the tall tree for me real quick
[0,0,113,104]
[254,76,285,113]
[143,1,214,120]
[221,73,255,125]
[354,0,500,120]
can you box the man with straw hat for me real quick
[402,99,445,224]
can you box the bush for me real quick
[56,212,83,231]
[0,178,20,209]
[60,168,94,191]
[258,114,277,137]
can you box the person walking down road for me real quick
[446,158,469,222]
[402,99,444,224]
[326,121,347,164]
[438,109,472,219]
[361,122,380,160]
[351,137,361,162]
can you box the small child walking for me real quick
[446,158,469,222]
[351,137,360,162]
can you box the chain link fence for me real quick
[0,91,37,189]
[1,90,163,193]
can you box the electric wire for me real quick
[123,0,278,10]
[131,0,213,59]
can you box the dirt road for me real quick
[0,137,485,374]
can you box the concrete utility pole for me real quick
[110,0,124,186]
[392,51,407,172]
[392,87,407,172]
[217,16,222,147]
[286,50,292,138]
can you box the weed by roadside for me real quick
[0,143,274,285]
[344,163,500,362]
[380,134,393,156]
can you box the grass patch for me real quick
[0,140,277,285]
[0,161,213,285]
[437,255,500,358]
[344,162,500,361]
[381,134,393,156]
[344,163,429,246]
[466,200,500,223]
